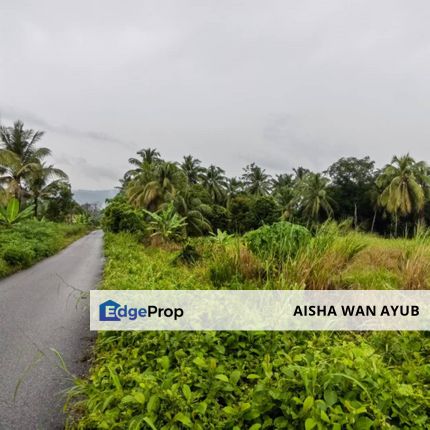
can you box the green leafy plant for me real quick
[0,220,89,276]
[143,203,187,243]
[0,198,34,226]
[102,196,145,233]
[245,221,311,262]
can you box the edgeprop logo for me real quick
[99,300,184,321]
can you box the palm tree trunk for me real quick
[394,214,398,237]
[354,202,358,230]
[371,209,377,233]
[34,196,38,218]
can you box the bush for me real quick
[174,242,201,265]
[245,221,311,262]
[2,242,36,266]
[102,196,145,233]
[0,220,89,276]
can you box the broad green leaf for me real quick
[223,406,235,415]
[182,384,192,401]
[303,396,314,412]
[320,410,330,423]
[196,402,207,415]
[215,374,229,382]
[7,198,19,220]
[133,391,145,404]
[157,356,170,370]
[230,370,241,385]
[174,412,192,427]
[121,395,137,404]
[246,374,260,379]
[355,416,374,430]
[193,357,206,368]
[143,417,158,430]
[147,395,159,413]
[305,417,317,430]
[324,390,338,407]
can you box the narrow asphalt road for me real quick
[0,230,104,430]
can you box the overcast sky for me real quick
[1,1,430,190]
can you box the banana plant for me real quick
[142,203,187,242]
[0,198,34,226]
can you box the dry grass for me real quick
[233,244,263,281]
[398,245,430,289]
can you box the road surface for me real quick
[0,230,104,429]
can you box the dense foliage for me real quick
[102,147,430,239]
[67,232,430,429]
[0,221,89,277]
[245,222,311,261]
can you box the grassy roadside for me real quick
[0,221,91,279]
[66,232,430,429]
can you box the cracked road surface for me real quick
[0,230,104,429]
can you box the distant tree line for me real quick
[104,147,430,237]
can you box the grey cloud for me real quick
[2,0,430,189]
[0,106,134,149]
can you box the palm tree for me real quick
[127,162,186,210]
[180,155,205,184]
[294,173,334,223]
[376,154,429,235]
[225,177,243,204]
[27,162,69,217]
[125,148,161,180]
[274,186,295,220]
[202,165,227,204]
[0,121,50,201]
[293,166,310,182]
[272,173,293,192]
[174,189,212,235]
[241,163,271,196]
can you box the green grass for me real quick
[0,220,90,278]
[66,232,430,429]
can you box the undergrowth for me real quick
[66,229,430,429]
[0,220,90,278]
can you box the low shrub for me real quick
[0,221,89,276]
[245,221,311,262]
[174,242,201,265]
[102,196,145,233]
[2,243,35,266]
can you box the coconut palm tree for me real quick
[0,121,50,201]
[225,177,243,204]
[293,166,311,182]
[27,162,69,217]
[241,163,271,196]
[127,162,186,210]
[125,148,161,180]
[202,165,227,204]
[272,173,293,192]
[376,154,430,235]
[294,172,334,223]
[180,155,205,184]
[174,189,212,235]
